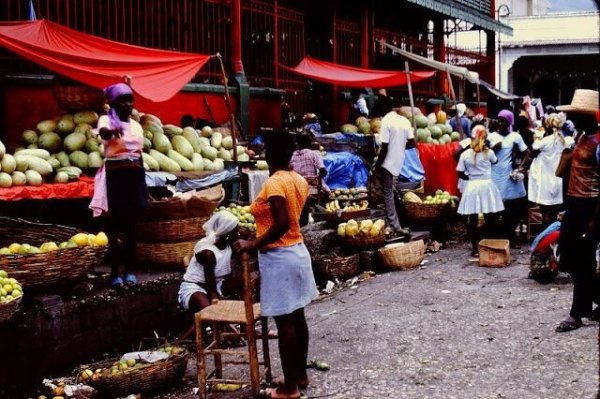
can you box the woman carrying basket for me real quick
[456,125,504,257]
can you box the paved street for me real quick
[167,242,599,399]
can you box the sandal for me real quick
[261,387,300,399]
[555,318,583,333]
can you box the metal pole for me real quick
[404,61,417,132]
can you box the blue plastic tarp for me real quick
[321,132,372,147]
[399,148,425,183]
[323,151,368,189]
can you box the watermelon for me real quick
[38,132,62,153]
[415,115,430,129]
[451,132,461,142]
[428,126,443,140]
[340,124,358,134]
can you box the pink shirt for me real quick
[97,115,144,159]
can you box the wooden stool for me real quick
[195,253,272,398]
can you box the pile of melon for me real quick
[340,116,382,135]
[399,108,461,145]
[0,110,259,188]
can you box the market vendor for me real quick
[449,103,472,139]
[90,82,148,287]
[178,211,239,340]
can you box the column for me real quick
[433,16,447,95]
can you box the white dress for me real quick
[528,135,574,206]
[178,244,232,310]
[457,149,505,215]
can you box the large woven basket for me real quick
[52,77,105,111]
[135,240,196,268]
[313,253,359,281]
[0,218,107,287]
[403,195,451,229]
[0,297,22,323]
[322,208,370,226]
[84,346,190,395]
[136,215,208,243]
[340,233,386,251]
[378,240,425,270]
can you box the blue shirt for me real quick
[449,116,472,138]
[488,132,528,200]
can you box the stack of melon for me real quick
[339,116,382,135]
[138,115,253,173]
[411,111,461,145]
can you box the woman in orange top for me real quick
[234,132,318,399]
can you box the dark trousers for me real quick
[503,197,527,244]
[560,196,600,318]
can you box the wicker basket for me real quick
[0,297,22,323]
[0,218,107,287]
[378,240,425,270]
[403,194,451,229]
[322,208,370,226]
[135,240,196,268]
[340,233,386,251]
[52,77,105,111]
[84,346,190,395]
[136,216,208,243]
[313,253,359,280]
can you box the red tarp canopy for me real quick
[281,57,434,88]
[417,142,460,196]
[0,20,211,102]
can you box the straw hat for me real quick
[556,89,599,115]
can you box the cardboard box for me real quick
[479,239,511,268]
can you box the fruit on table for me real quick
[215,204,257,232]
[403,191,423,203]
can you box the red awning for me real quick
[0,20,211,102]
[281,57,434,88]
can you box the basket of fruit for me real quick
[52,76,106,111]
[0,270,23,323]
[379,239,425,270]
[337,219,386,251]
[402,190,458,229]
[329,187,369,204]
[215,203,257,233]
[320,199,370,225]
[79,343,190,396]
[0,217,108,287]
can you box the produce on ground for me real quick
[0,270,23,303]
[325,199,368,213]
[403,190,459,207]
[328,187,367,200]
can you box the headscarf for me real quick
[544,113,566,144]
[470,125,489,163]
[456,103,467,117]
[194,211,239,253]
[497,109,514,132]
[103,83,133,131]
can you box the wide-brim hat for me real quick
[556,89,599,115]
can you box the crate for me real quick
[479,239,511,268]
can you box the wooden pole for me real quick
[446,69,457,105]
[404,61,417,132]
[476,84,481,114]
[216,53,238,162]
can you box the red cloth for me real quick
[532,231,560,256]
[417,142,460,195]
[0,20,211,102]
[281,57,434,88]
[0,176,94,201]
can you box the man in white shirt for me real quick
[372,108,415,236]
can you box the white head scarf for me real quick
[194,211,239,253]
[456,103,467,117]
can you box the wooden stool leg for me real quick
[213,322,223,379]
[261,316,272,383]
[195,317,207,399]
[245,320,260,397]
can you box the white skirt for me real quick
[458,179,505,215]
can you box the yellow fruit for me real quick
[0,248,9,255]
[40,242,59,253]
[337,223,347,237]
[3,284,13,294]
[80,369,93,380]
[71,233,89,247]
[38,396,48,399]
[11,289,22,298]
[118,363,128,371]
[8,243,21,254]
[345,220,359,238]
[17,244,32,255]
[87,234,96,246]
[126,358,136,367]
[0,270,6,278]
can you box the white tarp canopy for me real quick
[383,42,480,84]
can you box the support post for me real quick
[360,3,370,69]
[433,16,447,95]
[230,0,250,136]
[405,61,417,132]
